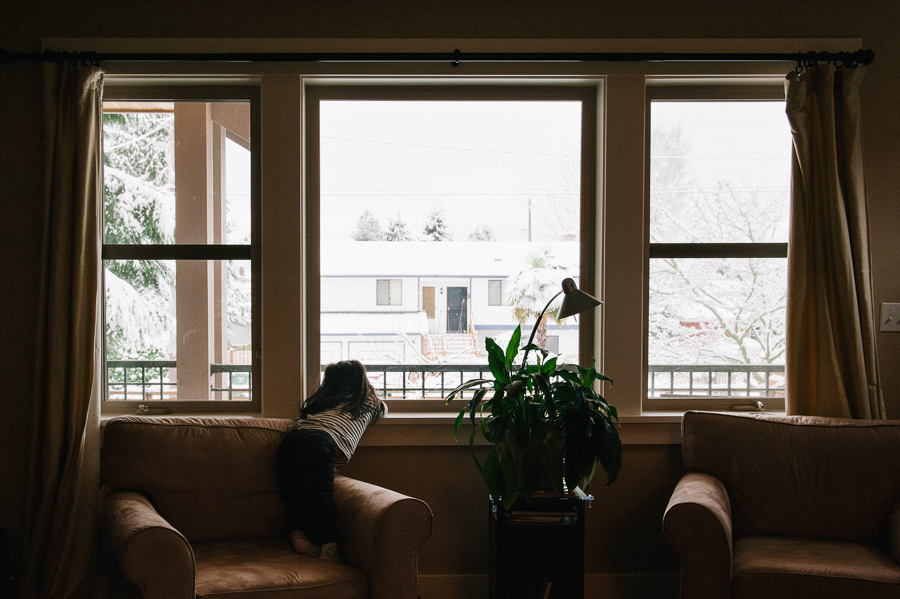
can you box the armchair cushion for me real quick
[732,536,900,599]
[193,537,366,599]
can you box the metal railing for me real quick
[351,364,495,400]
[107,360,784,402]
[648,364,785,399]
[210,364,252,400]
[106,360,252,401]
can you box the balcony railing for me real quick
[106,360,252,401]
[106,360,785,402]
[648,364,785,399]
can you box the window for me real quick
[376,279,402,306]
[645,85,790,412]
[488,279,506,306]
[101,88,259,414]
[307,85,598,407]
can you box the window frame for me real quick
[642,83,788,413]
[304,83,600,412]
[488,279,506,306]
[376,279,402,306]
[101,84,262,415]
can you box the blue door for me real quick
[447,287,467,332]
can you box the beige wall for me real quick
[339,442,685,597]
[2,1,900,597]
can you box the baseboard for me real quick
[417,573,679,599]
[585,573,679,598]
[418,575,488,599]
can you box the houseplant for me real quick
[445,285,622,510]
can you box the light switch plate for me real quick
[880,303,900,332]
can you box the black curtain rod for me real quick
[0,48,875,69]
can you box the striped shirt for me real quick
[290,397,387,464]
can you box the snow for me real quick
[320,241,579,278]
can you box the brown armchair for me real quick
[664,411,900,599]
[100,416,433,599]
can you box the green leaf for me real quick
[468,429,484,475]
[505,325,521,368]
[469,387,488,428]
[453,409,466,437]
[482,447,503,502]
[533,372,552,405]
[542,356,558,375]
[597,420,623,486]
[485,338,510,385]
[500,446,518,509]
[545,429,565,496]
[520,441,544,498]
[444,378,492,403]
[521,343,548,361]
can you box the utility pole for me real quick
[528,197,532,242]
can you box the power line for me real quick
[322,135,576,157]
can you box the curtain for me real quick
[19,62,104,599]
[785,65,885,419]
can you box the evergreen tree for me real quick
[468,225,495,241]
[385,214,414,241]
[352,209,385,241]
[422,207,452,241]
[103,112,175,361]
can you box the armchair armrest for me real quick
[333,475,433,599]
[663,472,733,599]
[99,487,195,599]
[889,499,900,564]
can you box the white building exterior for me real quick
[320,241,581,365]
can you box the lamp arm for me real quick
[521,290,563,366]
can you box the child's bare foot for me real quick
[319,542,341,563]
[290,530,321,557]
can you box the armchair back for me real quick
[102,416,292,543]
[681,411,900,543]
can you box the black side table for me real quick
[489,490,592,599]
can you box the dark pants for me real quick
[275,429,339,545]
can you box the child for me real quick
[276,360,387,563]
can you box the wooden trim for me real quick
[650,243,788,259]
[102,244,251,260]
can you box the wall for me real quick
[2,1,899,597]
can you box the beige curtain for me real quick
[19,62,104,599]
[785,65,884,419]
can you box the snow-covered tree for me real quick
[648,122,788,368]
[103,113,175,361]
[468,225,495,241]
[505,247,575,352]
[422,207,452,241]
[352,209,385,241]
[384,214,414,241]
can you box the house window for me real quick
[545,335,560,355]
[307,85,598,406]
[101,89,259,414]
[376,279,402,306]
[645,85,790,412]
[488,279,506,306]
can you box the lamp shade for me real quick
[556,277,601,319]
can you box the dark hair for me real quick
[301,360,382,421]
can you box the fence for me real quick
[648,364,785,399]
[106,360,785,402]
[106,360,252,401]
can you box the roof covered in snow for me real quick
[320,241,580,278]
